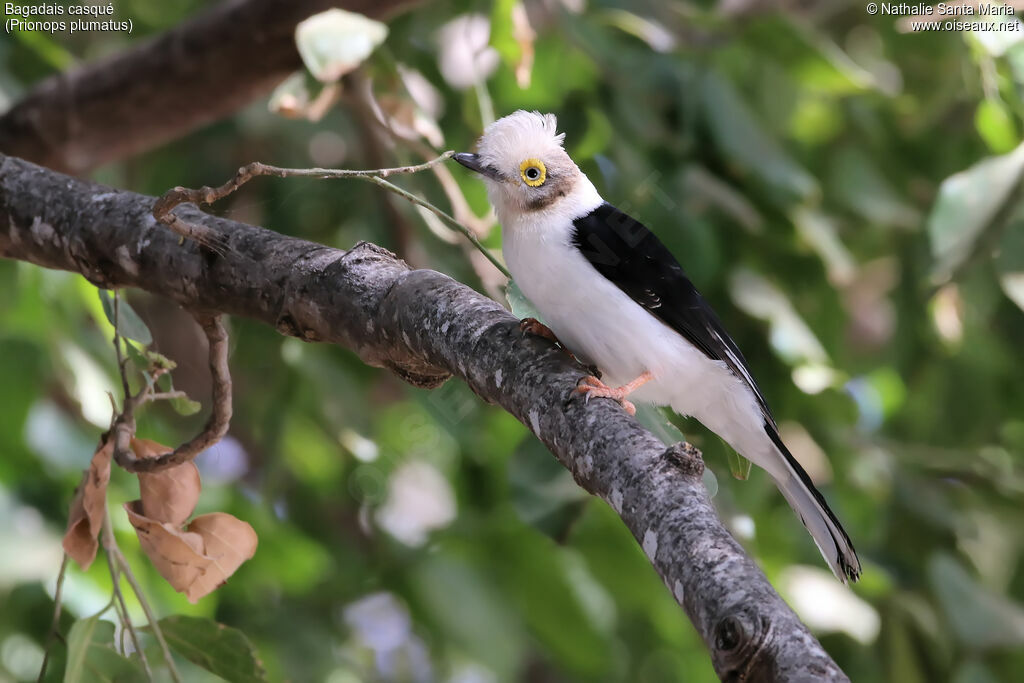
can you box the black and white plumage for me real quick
[455,111,860,583]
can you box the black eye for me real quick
[520,159,546,185]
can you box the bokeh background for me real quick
[3,0,1024,681]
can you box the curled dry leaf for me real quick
[124,440,257,602]
[132,437,201,526]
[376,94,445,148]
[125,501,211,593]
[269,72,342,123]
[125,503,258,604]
[183,513,259,603]
[63,439,114,570]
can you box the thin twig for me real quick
[112,314,231,473]
[351,76,495,237]
[149,152,511,277]
[348,83,506,296]
[36,554,69,683]
[151,152,454,239]
[113,292,130,400]
[360,175,510,278]
[102,511,153,680]
[107,542,181,683]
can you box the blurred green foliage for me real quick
[2,0,1024,681]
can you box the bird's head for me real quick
[454,111,583,221]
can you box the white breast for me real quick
[500,183,767,464]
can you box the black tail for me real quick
[765,422,861,582]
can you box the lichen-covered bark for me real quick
[0,153,849,681]
[0,0,420,174]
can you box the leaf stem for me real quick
[102,512,182,683]
[102,511,153,679]
[113,291,130,400]
[36,554,69,683]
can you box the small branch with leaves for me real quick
[44,291,262,681]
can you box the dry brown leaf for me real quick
[63,440,114,570]
[132,437,201,526]
[123,443,258,603]
[124,501,212,592]
[184,513,258,603]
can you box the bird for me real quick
[453,110,861,583]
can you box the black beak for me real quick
[454,153,502,180]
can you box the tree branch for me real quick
[0,153,849,681]
[0,0,422,173]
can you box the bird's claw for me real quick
[575,375,637,416]
[520,317,560,344]
[520,318,599,374]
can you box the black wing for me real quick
[571,202,775,426]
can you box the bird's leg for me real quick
[576,371,654,416]
[519,317,560,344]
[519,317,599,375]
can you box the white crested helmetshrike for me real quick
[454,110,861,582]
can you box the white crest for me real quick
[476,110,566,168]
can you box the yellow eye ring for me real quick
[520,159,547,187]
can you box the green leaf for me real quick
[953,660,1001,683]
[12,30,74,70]
[570,108,614,161]
[490,531,615,676]
[65,616,146,683]
[65,614,102,683]
[826,146,920,229]
[97,290,153,345]
[598,9,676,53]
[143,350,176,371]
[727,447,753,481]
[929,553,1024,649]
[996,214,1024,313]
[152,615,268,683]
[885,608,928,683]
[700,70,819,204]
[928,143,1024,282]
[976,99,1018,154]
[634,406,720,494]
[295,9,388,83]
[123,341,147,370]
[633,404,683,446]
[739,16,880,96]
[505,280,542,321]
[169,396,202,416]
[791,207,856,286]
[509,437,588,539]
[489,0,521,65]
[411,554,525,680]
[728,268,829,365]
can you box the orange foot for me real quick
[575,371,654,416]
